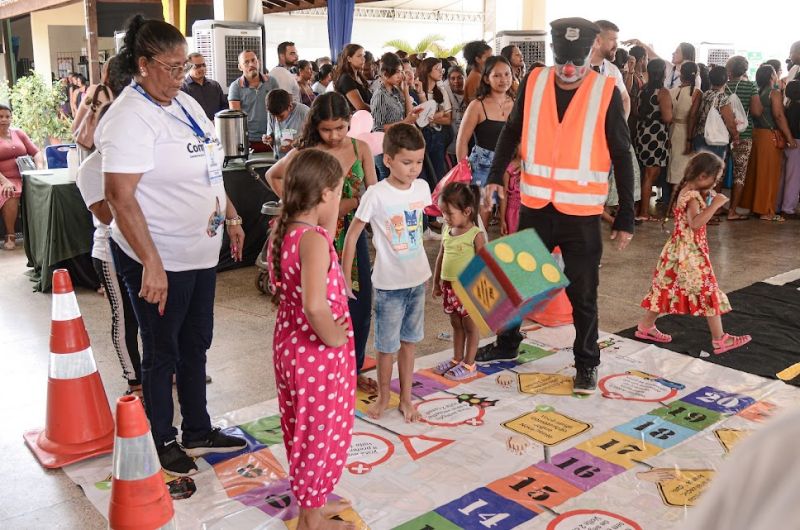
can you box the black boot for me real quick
[475,329,524,363]
[573,364,598,395]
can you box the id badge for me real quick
[205,141,223,185]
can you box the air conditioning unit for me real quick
[699,42,735,67]
[192,20,263,94]
[495,30,548,69]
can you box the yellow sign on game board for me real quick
[576,430,662,469]
[714,428,751,454]
[355,388,400,414]
[656,469,715,507]
[503,410,591,446]
[518,373,574,396]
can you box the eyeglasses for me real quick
[192,63,206,69]
[151,56,192,78]
[554,55,588,66]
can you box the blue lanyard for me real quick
[132,83,208,142]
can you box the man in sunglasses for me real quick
[479,17,635,395]
[180,53,228,121]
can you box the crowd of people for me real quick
[0,10,796,530]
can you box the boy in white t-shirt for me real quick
[342,124,431,422]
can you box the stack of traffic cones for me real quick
[24,269,115,468]
[527,247,573,327]
[109,395,175,530]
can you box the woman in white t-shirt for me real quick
[98,16,246,476]
[416,57,453,187]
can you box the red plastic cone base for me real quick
[110,474,175,530]
[24,373,114,469]
[527,289,573,327]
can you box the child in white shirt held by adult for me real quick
[342,124,431,422]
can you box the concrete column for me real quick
[521,0,547,31]
[214,0,249,21]
[30,3,85,82]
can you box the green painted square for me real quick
[239,415,283,446]
[393,511,462,530]
[650,400,721,431]
[516,343,557,364]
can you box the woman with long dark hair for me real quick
[333,43,372,112]
[635,58,673,220]
[295,59,316,106]
[417,57,453,186]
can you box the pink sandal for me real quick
[712,333,752,355]
[635,324,672,343]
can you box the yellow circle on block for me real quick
[541,263,561,283]
[494,243,514,263]
[517,252,537,272]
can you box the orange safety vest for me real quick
[520,67,616,215]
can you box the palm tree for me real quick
[428,42,466,59]
[383,34,446,57]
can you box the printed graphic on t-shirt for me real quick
[207,197,224,237]
[385,202,424,257]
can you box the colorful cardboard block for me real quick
[454,229,569,335]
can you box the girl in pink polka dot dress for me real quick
[268,150,357,529]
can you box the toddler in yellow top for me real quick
[432,182,486,380]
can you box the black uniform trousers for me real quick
[496,203,603,368]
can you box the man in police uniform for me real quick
[479,18,636,394]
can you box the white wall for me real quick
[30,2,86,82]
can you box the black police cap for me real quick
[550,18,600,60]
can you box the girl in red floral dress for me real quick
[637,152,751,355]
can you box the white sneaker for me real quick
[424,228,442,241]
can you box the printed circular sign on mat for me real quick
[346,432,394,474]
[415,397,486,427]
[599,373,679,402]
[547,509,642,530]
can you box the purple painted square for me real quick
[391,372,449,398]
[680,386,756,414]
[201,426,266,465]
[535,448,626,491]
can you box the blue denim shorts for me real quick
[374,283,426,353]
[468,144,496,187]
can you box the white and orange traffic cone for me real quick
[24,269,115,468]
[109,395,175,530]
[527,247,573,327]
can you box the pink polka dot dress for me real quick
[269,224,356,509]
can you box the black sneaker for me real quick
[183,427,247,457]
[157,440,198,476]
[573,365,598,395]
[475,341,520,363]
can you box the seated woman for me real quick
[0,104,45,250]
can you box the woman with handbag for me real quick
[455,55,514,227]
[688,66,739,160]
[0,104,45,250]
[742,64,798,222]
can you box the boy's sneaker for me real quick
[475,342,519,363]
[183,427,247,457]
[157,440,198,476]
[444,362,479,381]
[573,365,598,395]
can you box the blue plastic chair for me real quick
[45,144,75,169]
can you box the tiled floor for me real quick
[1,218,798,528]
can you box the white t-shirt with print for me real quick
[355,179,432,290]
[75,149,111,262]
[96,86,227,272]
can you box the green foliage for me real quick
[383,34,457,56]
[428,42,466,59]
[0,73,72,148]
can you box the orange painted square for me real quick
[487,465,582,513]
[213,447,288,498]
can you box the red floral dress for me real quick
[641,190,731,316]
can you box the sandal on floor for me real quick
[712,333,752,355]
[432,358,459,375]
[444,362,479,381]
[760,215,786,223]
[635,325,673,343]
[727,214,749,221]
[3,235,15,250]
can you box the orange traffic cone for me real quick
[109,395,175,530]
[527,247,573,327]
[23,269,115,468]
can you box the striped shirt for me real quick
[725,79,758,139]
[370,84,406,132]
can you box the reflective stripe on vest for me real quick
[49,347,98,379]
[521,67,613,215]
[112,433,162,481]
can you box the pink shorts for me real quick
[441,281,468,318]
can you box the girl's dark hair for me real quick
[663,151,724,226]
[296,59,311,72]
[118,15,186,76]
[476,55,513,100]
[708,65,727,88]
[765,59,782,76]
[439,182,481,226]
[296,92,351,149]
[379,52,402,77]
[417,57,444,104]
[270,149,343,305]
[315,63,334,83]
[726,55,749,79]
[103,55,133,97]
[698,63,710,92]
[500,45,517,64]
[755,64,775,90]
[629,45,646,62]
[463,40,492,68]
[785,80,800,101]
[678,42,696,63]
[639,58,666,117]
[613,48,629,71]
[678,61,698,98]
[334,43,368,86]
